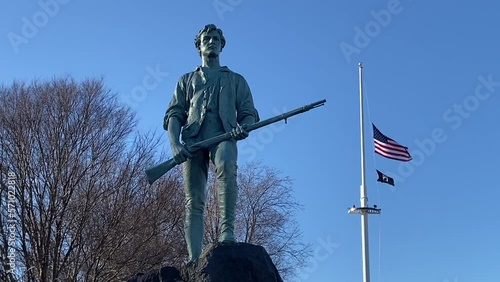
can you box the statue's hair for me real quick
[194,24,226,55]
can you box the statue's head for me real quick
[194,24,226,57]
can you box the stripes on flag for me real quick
[373,124,412,162]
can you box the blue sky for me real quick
[2,1,500,281]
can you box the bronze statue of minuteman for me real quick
[163,24,259,262]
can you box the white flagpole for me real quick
[359,62,371,282]
[349,62,380,282]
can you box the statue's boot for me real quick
[185,212,204,262]
[211,140,238,243]
[218,187,237,243]
[217,164,237,243]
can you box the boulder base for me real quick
[127,242,283,282]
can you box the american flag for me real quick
[373,124,412,162]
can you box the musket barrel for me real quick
[246,99,326,131]
[145,99,327,185]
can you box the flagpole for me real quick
[349,62,380,282]
[358,61,371,282]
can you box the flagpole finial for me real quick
[359,62,363,67]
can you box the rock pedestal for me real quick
[127,242,283,282]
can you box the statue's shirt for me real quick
[164,66,259,144]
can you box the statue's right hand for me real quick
[171,143,192,164]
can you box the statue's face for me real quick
[199,30,222,58]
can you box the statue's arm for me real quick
[164,77,188,131]
[167,117,183,147]
[164,76,192,163]
[235,75,259,126]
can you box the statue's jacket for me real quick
[164,66,259,143]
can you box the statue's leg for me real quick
[183,150,209,261]
[211,139,238,243]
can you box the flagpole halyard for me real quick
[348,62,381,282]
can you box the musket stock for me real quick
[145,159,178,185]
[145,99,326,185]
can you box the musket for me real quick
[145,99,326,185]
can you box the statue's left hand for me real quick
[231,124,249,140]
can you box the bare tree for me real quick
[0,77,186,282]
[204,161,312,281]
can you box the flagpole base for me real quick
[348,206,381,215]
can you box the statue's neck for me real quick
[201,56,221,69]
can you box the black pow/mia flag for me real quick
[376,170,395,186]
